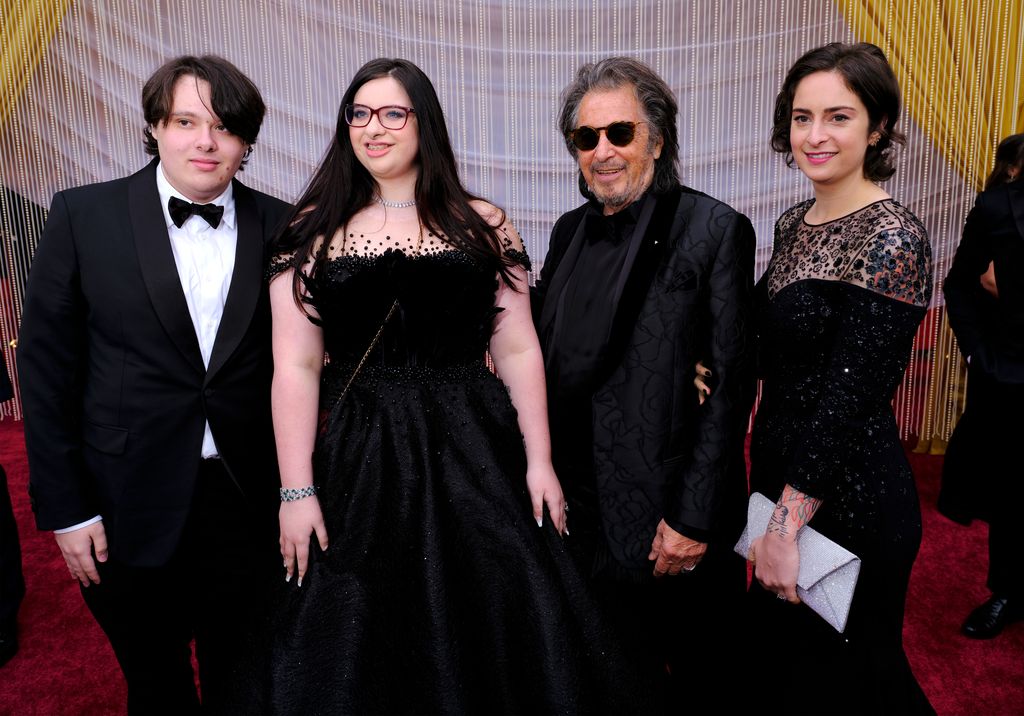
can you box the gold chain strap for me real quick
[336,298,399,405]
[332,210,421,406]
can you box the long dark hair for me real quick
[984,133,1024,190]
[276,58,517,303]
[771,43,904,182]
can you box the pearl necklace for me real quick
[376,195,416,209]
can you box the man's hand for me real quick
[648,519,707,576]
[55,521,108,586]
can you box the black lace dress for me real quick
[747,199,934,714]
[254,231,641,715]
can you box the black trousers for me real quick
[587,550,746,715]
[0,464,25,628]
[80,459,278,715]
[980,374,1024,599]
[946,368,1024,598]
[563,473,747,715]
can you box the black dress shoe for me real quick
[961,595,1023,639]
[0,625,16,668]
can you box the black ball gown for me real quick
[250,233,644,715]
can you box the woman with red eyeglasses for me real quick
[237,58,643,715]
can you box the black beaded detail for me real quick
[268,220,533,282]
[266,253,297,281]
[319,248,476,280]
[504,247,532,271]
[325,359,493,383]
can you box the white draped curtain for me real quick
[1,0,1022,439]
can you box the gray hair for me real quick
[558,56,681,196]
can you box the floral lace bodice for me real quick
[765,198,932,308]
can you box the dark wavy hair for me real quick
[984,133,1024,190]
[141,55,264,169]
[558,56,680,199]
[277,58,517,302]
[771,42,904,182]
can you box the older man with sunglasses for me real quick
[533,56,755,711]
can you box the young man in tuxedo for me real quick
[19,55,290,713]
[534,56,755,712]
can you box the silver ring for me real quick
[776,593,786,600]
[682,564,695,572]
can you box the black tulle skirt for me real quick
[243,363,642,715]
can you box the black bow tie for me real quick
[168,196,224,229]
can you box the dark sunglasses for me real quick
[568,121,644,151]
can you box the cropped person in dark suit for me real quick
[0,349,23,668]
[941,132,1024,639]
[19,55,289,713]
[534,56,756,711]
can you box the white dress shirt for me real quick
[157,163,237,457]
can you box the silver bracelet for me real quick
[280,485,317,502]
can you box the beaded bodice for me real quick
[269,220,529,370]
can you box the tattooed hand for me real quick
[751,532,800,603]
[751,484,822,604]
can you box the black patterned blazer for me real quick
[535,185,756,569]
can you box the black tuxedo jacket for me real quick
[944,180,1024,383]
[19,159,290,566]
[535,186,756,569]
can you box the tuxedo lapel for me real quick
[603,187,681,364]
[609,193,657,313]
[206,181,263,383]
[129,161,205,375]
[538,209,589,336]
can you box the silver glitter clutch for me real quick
[734,492,861,633]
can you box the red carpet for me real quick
[0,420,121,715]
[903,449,1024,715]
[0,419,1021,715]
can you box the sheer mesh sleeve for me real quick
[495,219,532,271]
[266,251,299,281]
[840,203,932,308]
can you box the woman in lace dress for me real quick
[258,58,639,715]
[700,43,934,713]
